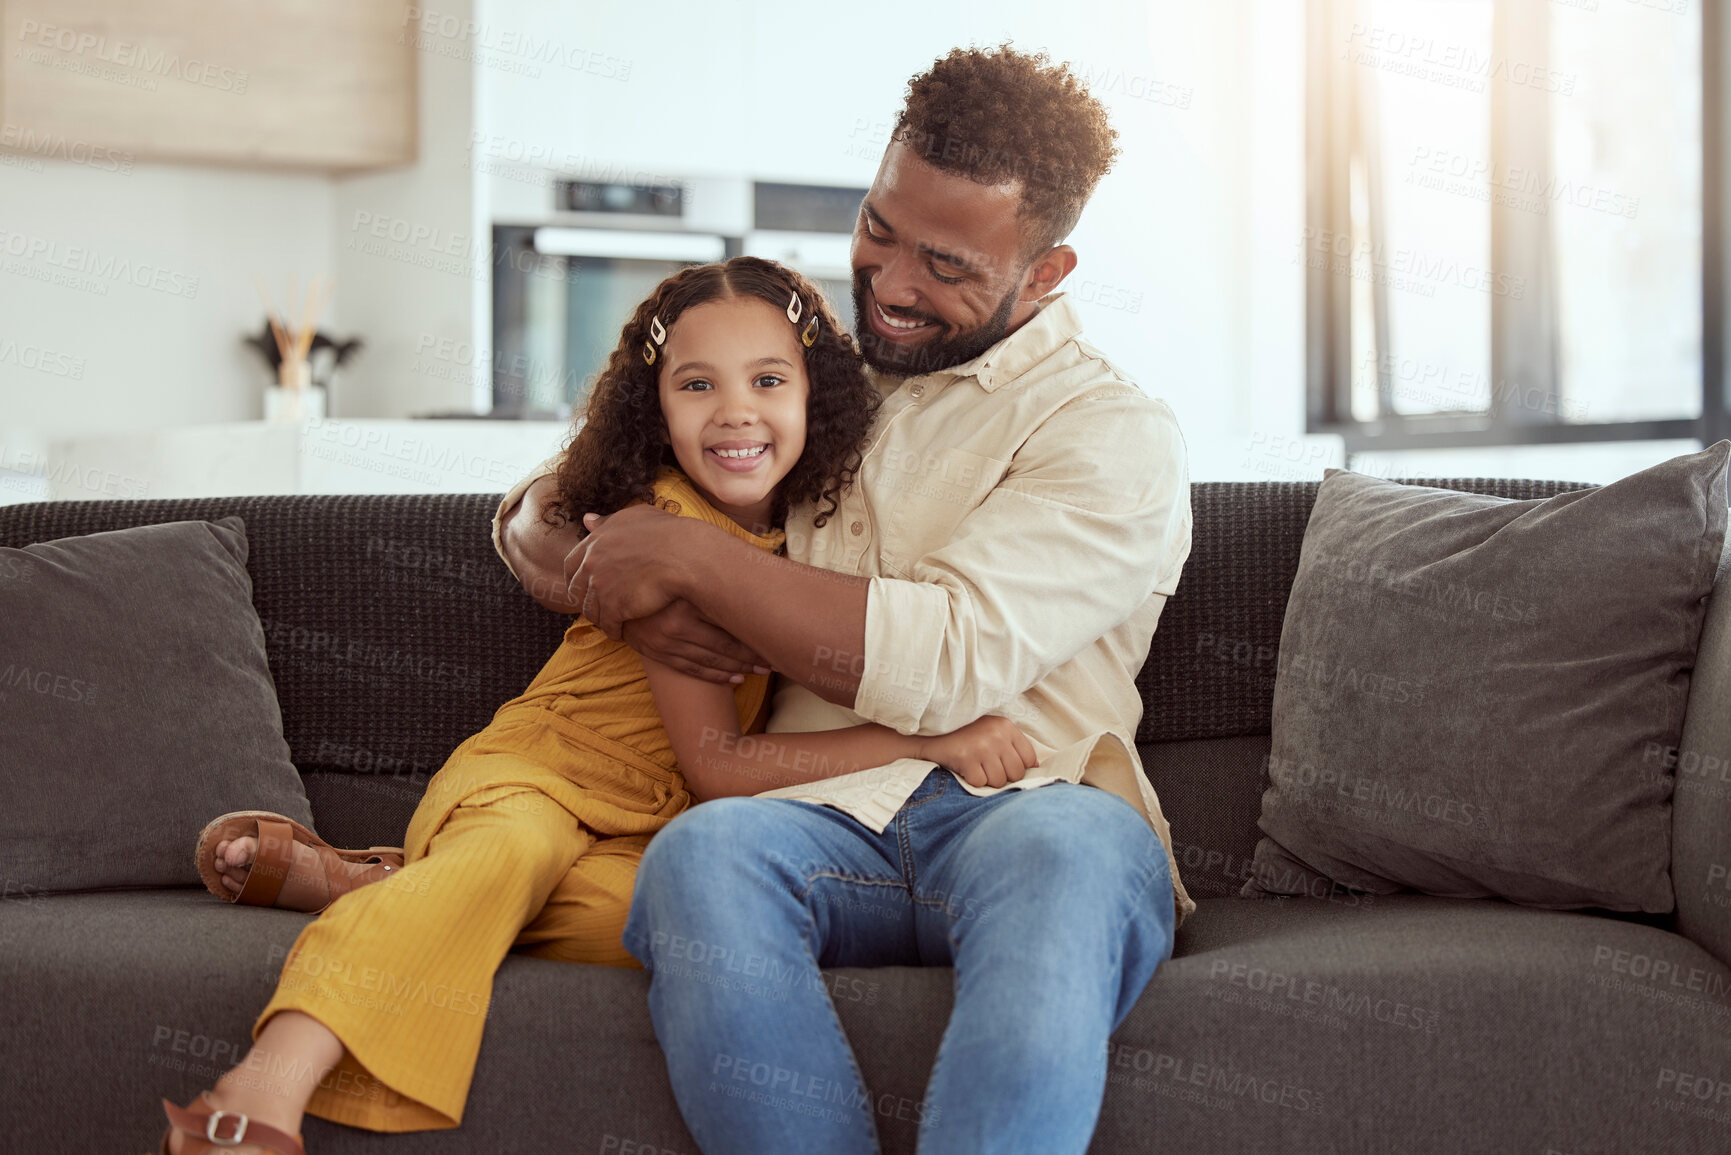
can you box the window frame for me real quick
[1304,0,1729,455]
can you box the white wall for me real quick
[0,162,334,483]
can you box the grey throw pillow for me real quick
[1244,443,1729,913]
[0,516,314,894]
[1671,538,1731,967]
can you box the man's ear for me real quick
[1019,244,1078,303]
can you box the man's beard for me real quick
[851,273,1020,378]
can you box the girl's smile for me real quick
[707,441,770,469]
[657,295,811,533]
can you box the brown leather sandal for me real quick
[195,810,403,914]
[159,1092,306,1154]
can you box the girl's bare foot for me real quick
[163,1012,342,1155]
[211,834,391,910]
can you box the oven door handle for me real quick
[531,228,727,262]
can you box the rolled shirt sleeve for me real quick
[490,453,565,582]
[854,388,1191,736]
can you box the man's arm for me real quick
[567,387,1190,730]
[570,387,1188,729]
[498,473,584,614]
[493,464,773,682]
[713,391,1183,730]
[571,507,871,709]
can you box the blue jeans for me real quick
[621,769,1177,1155]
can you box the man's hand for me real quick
[622,600,773,684]
[567,505,700,640]
[498,474,587,614]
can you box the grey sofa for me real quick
[3,477,1729,1154]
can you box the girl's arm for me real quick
[642,658,1038,801]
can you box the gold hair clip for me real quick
[802,315,819,347]
[643,314,668,366]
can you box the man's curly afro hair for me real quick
[892,43,1119,262]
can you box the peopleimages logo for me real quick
[1406,146,1640,220]
[0,122,133,174]
[1304,546,1539,625]
[0,445,149,499]
[1297,227,1528,299]
[1592,945,1731,999]
[14,19,250,93]
[1341,23,1576,95]
[400,8,632,81]
[0,662,97,705]
[1267,754,1482,827]
[0,336,85,379]
[1104,1042,1328,1114]
[0,228,200,299]
[1070,62,1193,109]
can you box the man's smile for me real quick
[865,290,940,342]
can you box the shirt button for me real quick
[909,384,925,398]
[850,520,864,536]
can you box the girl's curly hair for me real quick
[544,256,880,536]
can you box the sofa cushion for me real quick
[0,890,950,1155]
[1134,478,1589,744]
[1674,538,1731,968]
[1139,735,1274,903]
[9,890,1728,1154]
[0,495,567,799]
[0,517,314,894]
[298,769,425,851]
[1246,445,1729,913]
[1103,894,1731,1155]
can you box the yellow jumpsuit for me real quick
[253,466,785,1132]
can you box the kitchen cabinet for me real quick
[0,0,415,170]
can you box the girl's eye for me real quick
[929,265,964,286]
[680,379,712,392]
[755,375,784,388]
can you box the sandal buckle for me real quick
[206,1109,249,1145]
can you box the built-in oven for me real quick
[743,180,862,332]
[489,175,864,418]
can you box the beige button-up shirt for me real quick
[492,292,1195,924]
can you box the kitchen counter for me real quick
[3,418,571,502]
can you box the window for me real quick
[1305,0,1720,456]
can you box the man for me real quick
[494,45,1193,1155]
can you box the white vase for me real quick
[266,359,325,422]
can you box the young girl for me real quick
[161,256,1039,1154]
